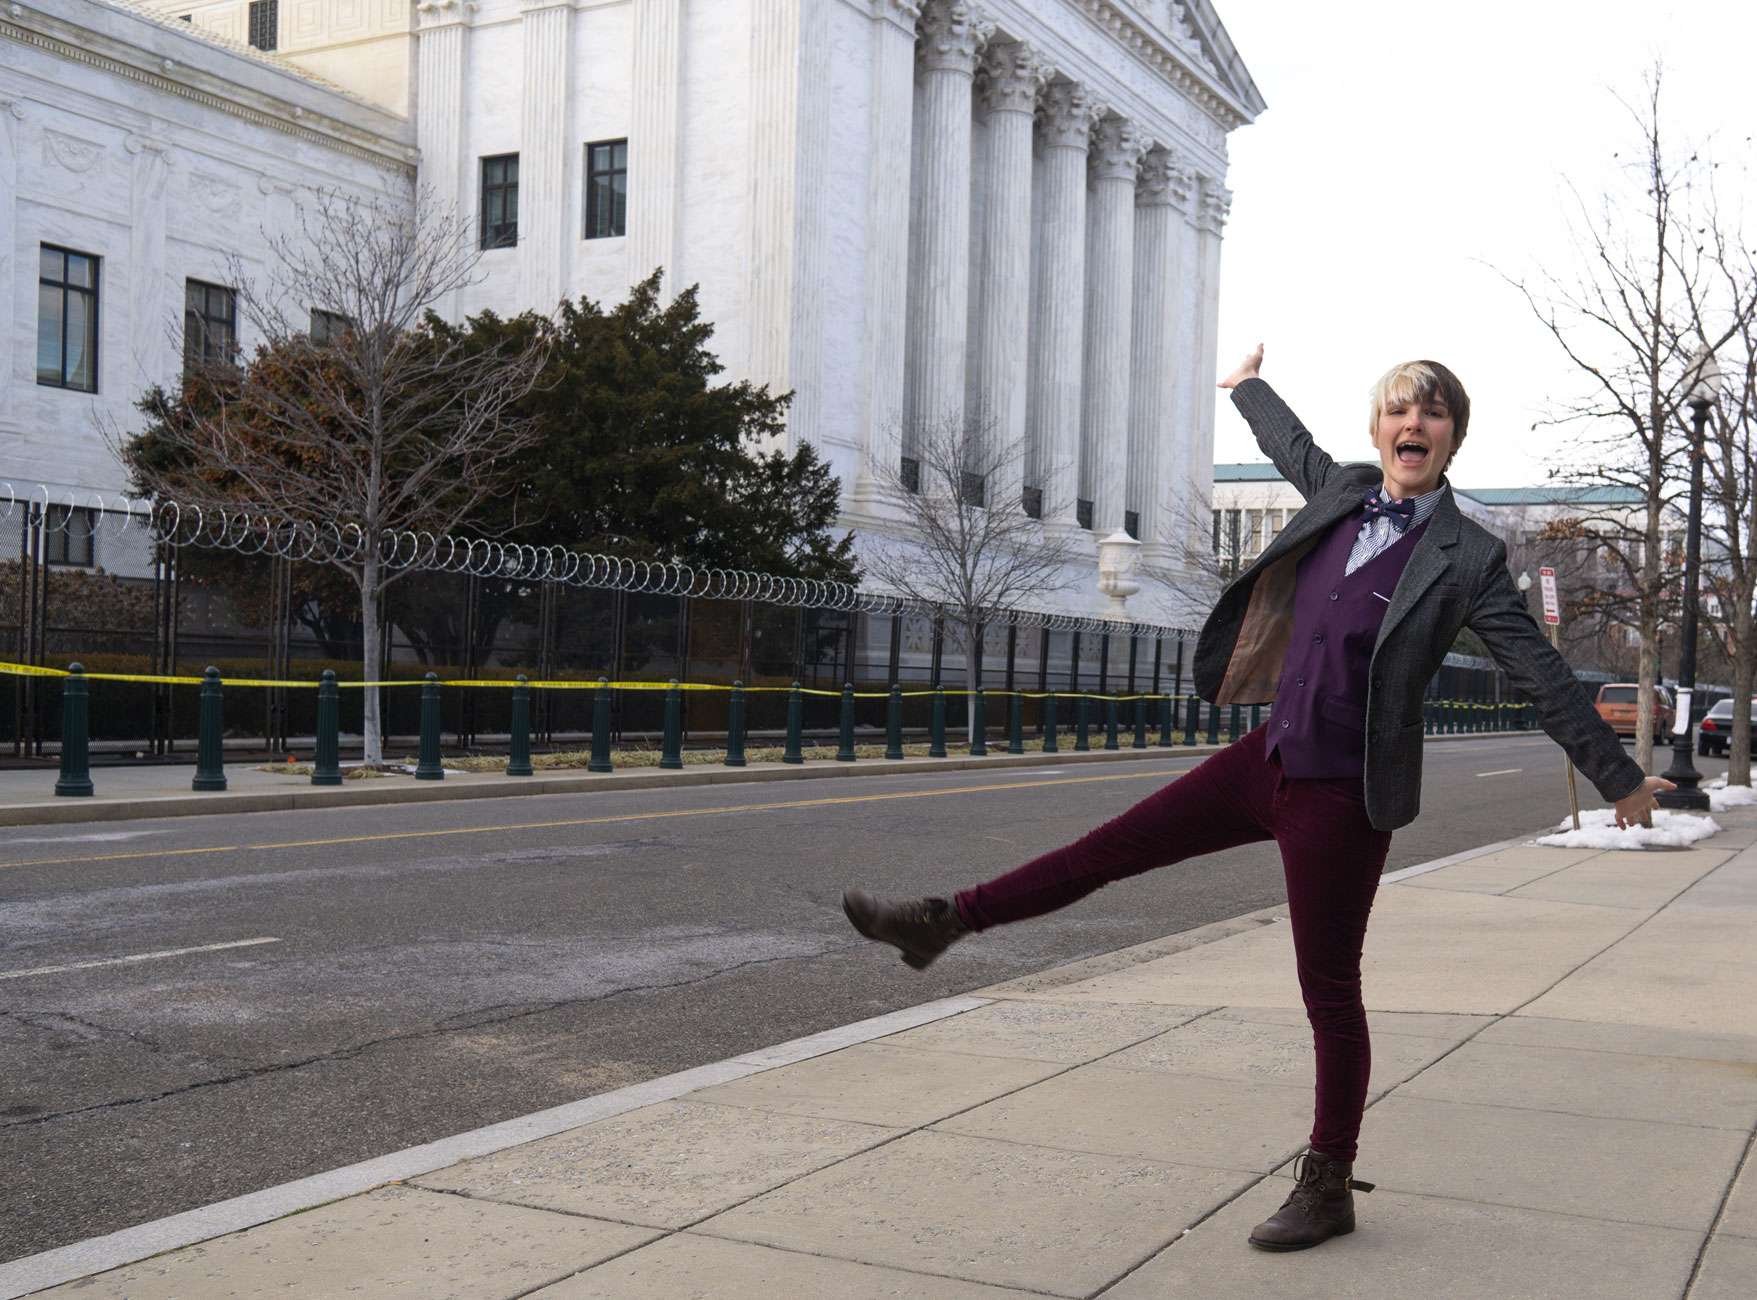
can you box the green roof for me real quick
[1455,486,1646,506]
[1213,463,1288,482]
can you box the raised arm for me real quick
[1216,345,1336,500]
[1466,554,1671,826]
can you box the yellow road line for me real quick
[0,766,1196,872]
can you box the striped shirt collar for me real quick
[1366,480,1446,532]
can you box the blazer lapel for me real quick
[1373,485,1461,654]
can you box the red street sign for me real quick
[1539,567,1560,625]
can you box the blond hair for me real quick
[1368,360,1471,467]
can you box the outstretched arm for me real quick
[1466,556,1669,826]
[1217,344,1336,500]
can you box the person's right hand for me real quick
[1217,343,1264,389]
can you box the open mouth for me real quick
[1396,441,1429,467]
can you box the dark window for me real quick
[37,246,99,392]
[1124,509,1140,540]
[960,472,985,508]
[247,0,278,50]
[1021,486,1042,519]
[310,308,353,346]
[899,456,920,494]
[184,279,237,369]
[584,139,628,239]
[480,154,519,249]
[1599,686,1638,704]
[1212,509,1221,554]
[1076,498,1093,531]
[44,505,96,568]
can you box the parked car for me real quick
[1696,698,1757,757]
[1593,683,1674,739]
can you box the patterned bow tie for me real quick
[1361,490,1416,533]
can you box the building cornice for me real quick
[1,1,415,172]
[1059,0,1257,134]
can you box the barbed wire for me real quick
[0,484,1201,642]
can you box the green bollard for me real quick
[970,689,987,756]
[1042,692,1059,753]
[55,663,94,797]
[312,669,342,786]
[836,682,857,761]
[1008,692,1024,754]
[1229,703,1241,743]
[724,681,747,767]
[1074,695,1090,751]
[1184,695,1199,746]
[415,672,444,780]
[588,678,613,772]
[508,676,534,776]
[783,681,805,764]
[1251,703,1262,732]
[1423,700,1433,735]
[193,666,228,791]
[1159,694,1173,747]
[1104,695,1120,751]
[660,680,683,770]
[1207,700,1221,745]
[885,683,904,759]
[929,686,948,757]
[1133,696,1148,749]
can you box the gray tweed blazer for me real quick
[1195,378,1646,831]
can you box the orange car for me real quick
[1593,683,1675,739]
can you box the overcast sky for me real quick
[1212,0,1757,491]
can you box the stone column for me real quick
[519,0,571,309]
[415,0,471,315]
[1128,149,1194,560]
[125,135,172,390]
[0,98,23,415]
[973,40,1052,513]
[852,1,920,510]
[1192,181,1231,536]
[904,0,992,446]
[629,0,682,290]
[1027,80,1103,537]
[1081,116,1150,536]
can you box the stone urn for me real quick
[1096,529,1142,620]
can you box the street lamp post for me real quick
[1657,348,1721,811]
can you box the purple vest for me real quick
[1266,512,1429,779]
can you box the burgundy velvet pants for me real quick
[954,726,1392,1161]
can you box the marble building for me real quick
[4,0,1261,618]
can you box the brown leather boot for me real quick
[842,887,970,970]
[1248,1150,1374,1251]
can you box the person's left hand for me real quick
[1614,776,1676,829]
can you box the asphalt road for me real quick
[0,733,1714,1262]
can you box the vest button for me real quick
[1281,720,1290,728]
[1297,677,1306,687]
[1313,634,1323,644]
[1329,591,1339,600]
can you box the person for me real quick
[842,345,1672,1251]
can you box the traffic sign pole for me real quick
[1541,569,1582,830]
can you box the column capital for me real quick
[416,0,477,29]
[1088,116,1151,183]
[1198,183,1232,232]
[916,0,995,76]
[870,0,921,34]
[1136,148,1196,209]
[1036,80,1105,151]
[978,40,1054,117]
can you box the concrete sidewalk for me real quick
[7,813,1755,1298]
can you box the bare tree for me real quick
[121,188,548,766]
[1507,69,1749,772]
[862,409,1081,705]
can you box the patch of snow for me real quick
[1532,807,1720,851]
[1707,778,1757,810]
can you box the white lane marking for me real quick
[0,938,281,982]
[1475,768,1523,777]
[5,831,166,845]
